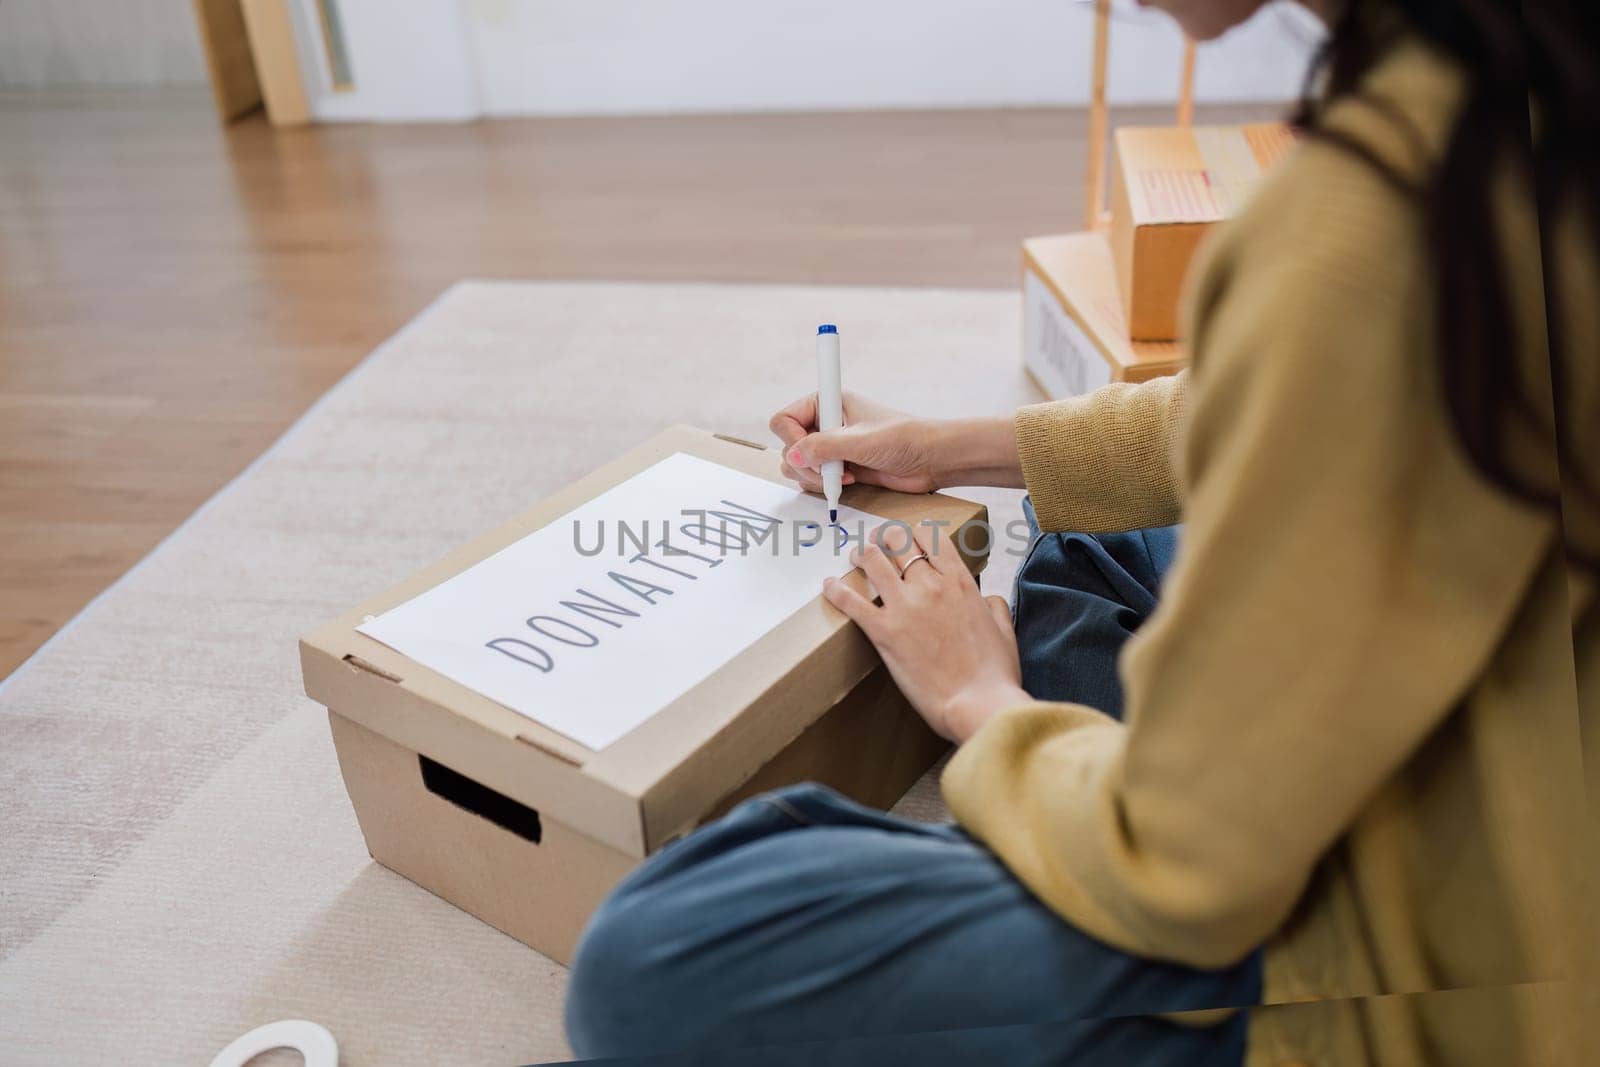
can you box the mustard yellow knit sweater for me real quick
[943,35,1597,1066]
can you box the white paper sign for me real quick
[357,452,886,750]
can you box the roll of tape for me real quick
[209,1019,337,1067]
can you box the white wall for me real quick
[0,0,205,88]
[463,0,1321,117]
[0,0,1323,114]
[292,0,485,121]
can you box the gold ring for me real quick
[900,552,933,578]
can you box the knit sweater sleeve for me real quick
[1013,372,1188,534]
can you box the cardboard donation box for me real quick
[1110,122,1296,340]
[300,425,989,964]
[1023,232,1185,399]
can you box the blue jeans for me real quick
[563,517,1261,1064]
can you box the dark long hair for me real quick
[1292,0,1599,570]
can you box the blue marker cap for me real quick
[817,324,837,334]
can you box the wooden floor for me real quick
[0,90,1279,679]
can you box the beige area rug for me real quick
[0,281,1036,1065]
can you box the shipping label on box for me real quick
[1024,268,1114,399]
[1022,232,1185,399]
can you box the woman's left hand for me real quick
[822,523,1031,743]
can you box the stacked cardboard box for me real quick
[1110,123,1296,339]
[1023,121,1294,399]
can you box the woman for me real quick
[566,0,1597,1062]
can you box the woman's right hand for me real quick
[770,392,941,495]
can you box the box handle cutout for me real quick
[419,755,542,844]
